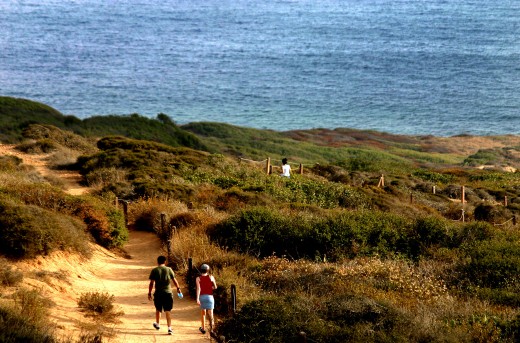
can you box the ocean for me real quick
[0,0,519,136]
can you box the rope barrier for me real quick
[238,157,268,163]
[494,217,514,226]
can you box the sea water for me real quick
[0,0,518,136]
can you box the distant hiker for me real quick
[148,255,181,335]
[280,158,291,177]
[196,264,218,334]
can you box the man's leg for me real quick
[165,310,172,327]
[155,310,161,324]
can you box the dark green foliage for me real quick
[474,203,513,223]
[459,239,520,289]
[464,148,520,167]
[336,148,413,173]
[406,216,457,259]
[82,113,207,151]
[210,208,423,260]
[217,295,414,343]
[0,97,76,143]
[412,169,454,184]
[0,306,56,343]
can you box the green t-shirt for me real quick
[149,265,175,293]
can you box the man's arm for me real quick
[148,280,154,301]
[172,277,181,293]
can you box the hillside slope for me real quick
[0,145,207,342]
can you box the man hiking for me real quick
[148,255,181,335]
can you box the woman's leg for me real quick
[200,309,207,330]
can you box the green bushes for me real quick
[216,295,415,343]
[0,198,91,258]
[210,208,423,260]
[458,239,520,289]
[0,182,127,253]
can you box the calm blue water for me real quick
[1,0,519,136]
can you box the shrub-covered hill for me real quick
[2,98,520,342]
[0,97,207,150]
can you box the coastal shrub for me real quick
[217,295,414,343]
[13,288,54,324]
[0,306,56,343]
[473,202,513,224]
[82,113,208,150]
[16,139,59,154]
[0,155,24,172]
[210,208,421,261]
[456,221,495,245]
[412,169,454,184]
[78,292,115,316]
[456,237,520,306]
[209,207,286,257]
[21,124,95,153]
[406,216,456,259]
[0,198,91,258]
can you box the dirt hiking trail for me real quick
[1,144,209,342]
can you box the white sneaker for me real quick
[168,328,173,335]
[153,322,160,330]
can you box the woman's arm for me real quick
[195,277,201,304]
[211,275,217,289]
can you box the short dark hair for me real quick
[282,158,288,164]
[157,255,167,264]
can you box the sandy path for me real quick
[2,143,209,342]
[0,143,89,195]
[19,231,208,343]
[94,230,208,343]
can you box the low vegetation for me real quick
[1,97,520,342]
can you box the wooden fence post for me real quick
[377,174,385,188]
[115,196,118,208]
[461,186,465,204]
[266,157,271,175]
[188,258,194,298]
[269,165,273,175]
[504,195,508,207]
[298,331,308,343]
[161,213,173,265]
[122,200,128,227]
[432,185,436,194]
[299,163,303,175]
[410,193,413,204]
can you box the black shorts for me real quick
[153,292,174,312]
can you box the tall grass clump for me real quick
[0,306,56,343]
[0,258,23,286]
